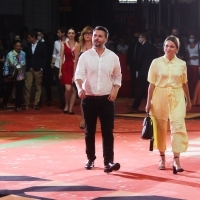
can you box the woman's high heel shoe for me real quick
[172,156,184,174]
[158,154,165,170]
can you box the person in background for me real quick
[74,26,93,129]
[51,26,68,109]
[145,35,191,174]
[127,31,141,98]
[2,40,26,112]
[21,30,28,49]
[10,34,25,104]
[36,29,45,42]
[171,28,186,60]
[4,34,12,55]
[75,26,122,173]
[9,26,17,43]
[23,30,47,110]
[153,35,164,57]
[108,43,116,53]
[186,33,200,99]
[59,28,77,114]
[0,39,6,108]
[117,38,128,54]
[127,32,157,113]
[36,28,52,106]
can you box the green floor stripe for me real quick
[0,132,83,148]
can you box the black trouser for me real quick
[53,67,65,107]
[42,67,52,102]
[130,66,136,97]
[3,80,24,108]
[82,96,114,165]
[132,73,149,109]
[0,76,5,99]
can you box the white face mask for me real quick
[189,38,195,43]
[37,36,42,40]
[138,38,143,43]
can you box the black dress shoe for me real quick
[85,160,94,170]
[22,105,29,110]
[34,105,40,110]
[68,111,75,115]
[104,162,120,173]
[15,107,21,112]
[126,106,139,113]
[63,110,68,114]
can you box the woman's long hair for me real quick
[78,26,93,48]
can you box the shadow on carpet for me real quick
[94,196,184,200]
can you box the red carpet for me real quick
[0,98,200,200]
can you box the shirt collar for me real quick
[92,47,107,56]
[163,55,177,64]
[32,40,38,46]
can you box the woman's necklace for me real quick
[84,43,92,50]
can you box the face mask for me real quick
[189,38,195,43]
[37,36,42,40]
[138,38,143,43]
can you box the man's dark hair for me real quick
[37,28,44,34]
[140,32,149,40]
[28,30,37,39]
[58,26,67,34]
[93,26,109,38]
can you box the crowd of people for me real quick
[0,26,200,112]
[0,24,198,173]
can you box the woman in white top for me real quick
[186,33,200,99]
[117,38,128,54]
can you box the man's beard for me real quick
[94,43,101,48]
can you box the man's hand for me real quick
[108,89,118,101]
[78,89,86,99]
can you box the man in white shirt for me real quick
[51,27,69,109]
[75,26,122,173]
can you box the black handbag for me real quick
[4,66,18,81]
[141,113,154,151]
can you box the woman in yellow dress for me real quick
[145,35,192,174]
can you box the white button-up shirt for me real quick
[75,48,122,95]
[31,41,38,54]
[52,38,69,68]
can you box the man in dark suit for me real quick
[36,28,52,107]
[127,31,141,98]
[23,30,47,110]
[128,32,157,113]
[171,28,186,60]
